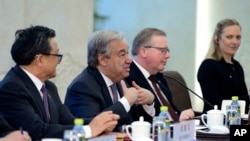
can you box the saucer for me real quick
[195,125,207,130]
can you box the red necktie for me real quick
[41,85,51,121]
[148,75,179,121]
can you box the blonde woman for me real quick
[197,18,250,114]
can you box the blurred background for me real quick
[1,0,250,112]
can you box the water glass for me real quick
[152,116,167,141]
[226,105,239,126]
[63,130,78,141]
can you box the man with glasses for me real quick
[125,28,195,122]
[0,25,119,141]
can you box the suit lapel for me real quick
[87,66,114,106]
[45,89,56,123]
[129,62,163,108]
[155,73,173,101]
[130,62,155,93]
[13,66,51,122]
[155,73,180,114]
[116,82,123,98]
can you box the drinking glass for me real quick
[63,130,78,141]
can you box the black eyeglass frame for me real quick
[43,53,63,62]
[144,46,170,54]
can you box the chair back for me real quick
[162,70,192,112]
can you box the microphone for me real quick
[163,74,214,108]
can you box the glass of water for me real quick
[152,116,166,141]
[63,130,78,141]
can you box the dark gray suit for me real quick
[64,66,142,131]
[0,65,74,140]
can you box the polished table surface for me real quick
[197,138,229,141]
[114,132,230,141]
[112,116,249,141]
[196,132,229,141]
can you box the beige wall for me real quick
[1,0,250,112]
[0,0,93,101]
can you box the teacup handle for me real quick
[201,114,208,127]
[125,125,134,141]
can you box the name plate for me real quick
[171,120,196,141]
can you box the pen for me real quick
[20,127,23,135]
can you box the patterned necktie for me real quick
[110,83,119,103]
[41,85,50,121]
[148,75,179,121]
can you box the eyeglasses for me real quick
[144,46,170,54]
[43,53,63,62]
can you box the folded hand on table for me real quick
[179,108,195,121]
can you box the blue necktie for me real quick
[41,85,50,121]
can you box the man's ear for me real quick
[98,54,107,66]
[140,47,148,57]
[34,54,44,66]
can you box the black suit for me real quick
[0,116,14,137]
[125,62,180,122]
[0,65,74,140]
[65,66,135,131]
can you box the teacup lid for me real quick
[207,105,223,114]
[131,116,151,126]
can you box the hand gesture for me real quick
[121,80,138,106]
[89,111,120,137]
[132,81,154,105]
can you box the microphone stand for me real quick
[163,74,214,109]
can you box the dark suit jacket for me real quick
[125,62,180,122]
[64,66,134,131]
[0,65,75,140]
[0,116,14,137]
[197,58,250,113]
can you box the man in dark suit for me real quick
[64,30,155,131]
[0,116,31,141]
[125,28,195,122]
[0,25,119,141]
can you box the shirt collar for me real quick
[133,60,151,79]
[20,66,44,91]
[99,71,114,87]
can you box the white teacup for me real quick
[125,116,151,141]
[201,106,225,128]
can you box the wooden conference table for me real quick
[94,117,250,141]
